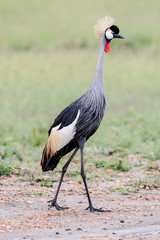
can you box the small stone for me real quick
[105,169,114,173]
[120,220,125,223]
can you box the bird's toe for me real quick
[47,199,69,211]
[86,205,112,213]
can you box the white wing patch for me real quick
[47,110,80,157]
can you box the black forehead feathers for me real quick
[110,25,119,34]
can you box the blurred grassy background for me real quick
[0,0,160,174]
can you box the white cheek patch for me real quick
[105,30,113,40]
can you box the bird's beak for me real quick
[113,33,125,39]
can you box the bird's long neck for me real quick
[91,34,106,92]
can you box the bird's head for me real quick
[94,16,124,53]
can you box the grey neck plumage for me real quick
[90,34,106,93]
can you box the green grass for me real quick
[134,175,160,189]
[93,159,132,172]
[28,191,44,197]
[40,177,54,188]
[0,0,160,176]
[112,186,136,195]
[19,176,56,187]
[0,162,13,176]
[111,174,160,195]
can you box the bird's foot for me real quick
[47,199,69,211]
[86,205,112,213]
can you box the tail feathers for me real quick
[40,143,59,172]
[41,138,77,172]
[41,129,60,168]
[41,143,61,172]
[40,143,47,168]
[41,129,61,171]
[42,154,61,172]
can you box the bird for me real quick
[41,16,124,212]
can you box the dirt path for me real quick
[0,175,160,240]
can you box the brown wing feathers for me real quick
[41,129,61,167]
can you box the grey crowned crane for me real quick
[41,16,124,212]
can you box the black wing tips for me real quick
[40,143,60,172]
[41,129,62,172]
[41,127,61,170]
[41,135,52,170]
[41,140,77,172]
[41,143,47,169]
[40,135,57,172]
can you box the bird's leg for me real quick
[78,138,107,213]
[48,147,79,210]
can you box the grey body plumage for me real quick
[42,35,107,172]
[41,18,124,212]
[74,34,108,139]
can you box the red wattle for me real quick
[105,42,110,53]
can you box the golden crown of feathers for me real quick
[94,16,115,39]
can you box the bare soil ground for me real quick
[0,174,160,240]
